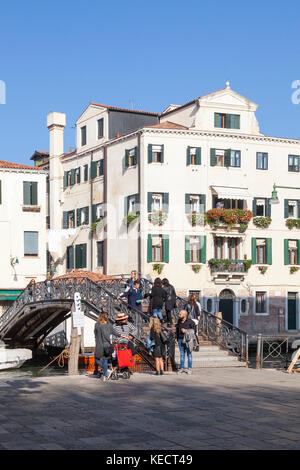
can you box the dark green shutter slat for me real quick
[63,211,68,229]
[214,113,219,127]
[23,182,30,205]
[185,194,190,213]
[200,236,206,263]
[196,147,201,165]
[162,235,169,263]
[100,159,104,176]
[147,235,152,262]
[92,204,97,223]
[297,201,300,218]
[210,148,216,166]
[200,194,206,213]
[76,209,81,226]
[252,198,257,217]
[148,145,153,163]
[163,193,169,213]
[68,246,74,269]
[70,169,76,185]
[252,238,257,264]
[134,146,138,165]
[82,244,87,268]
[186,146,191,166]
[185,237,190,263]
[147,192,152,212]
[31,182,38,205]
[266,199,271,217]
[84,164,88,181]
[284,239,289,265]
[225,149,231,167]
[125,150,129,168]
[64,172,68,188]
[75,245,80,269]
[266,238,272,265]
[160,145,164,163]
[85,206,89,224]
[125,196,129,216]
[91,161,97,179]
[297,240,300,265]
[77,167,81,184]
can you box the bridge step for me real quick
[175,346,247,368]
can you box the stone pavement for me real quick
[0,368,299,450]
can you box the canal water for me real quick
[0,357,88,379]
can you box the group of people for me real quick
[93,270,202,379]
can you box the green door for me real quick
[219,289,234,325]
[288,292,297,330]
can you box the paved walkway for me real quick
[0,368,299,450]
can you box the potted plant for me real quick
[187,212,204,227]
[290,266,299,274]
[253,217,272,229]
[191,264,201,273]
[148,211,168,226]
[258,266,268,274]
[123,212,139,228]
[286,219,300,230]
[91,218,104,234]
[153,263,164,275]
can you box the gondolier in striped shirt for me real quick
[112,313,137,356]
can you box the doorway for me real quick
[288,292,297,330]
[219,289,235,325]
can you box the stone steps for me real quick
[175,346,247,368]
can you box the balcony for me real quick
[209,259,251,284]
[205,209,253,233]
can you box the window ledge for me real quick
[22,206,41,212]
[254,312,269,316]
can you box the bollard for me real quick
[256,334,263,369]
[215,311,222,342]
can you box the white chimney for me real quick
[47,112,66,231]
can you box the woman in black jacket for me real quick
[162,278,176,327]
[94,312,113,381]
[149,316,166,375]
[150,278,167,321]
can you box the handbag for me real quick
[160,331,170,345]
[104,344,114,356]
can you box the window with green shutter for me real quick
[266,238,272,265]
[210,148,216,166]
[23,182,38,205]
[64,172,68,188]
[214,113,240,129]
[147,234,152,262]
[75,244,87,269]
[84,164,88,182]
[187,147,201,166]
[148,144,163,163]
[66,246,74,269]
[70,169,76,186]
[97,241,104,267]
[252,238,257,264]
[185,236,191,263]
[91,161,97,179]
[285,239,300,265]
[162,235,169,263]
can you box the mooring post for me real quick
[256,333,263,369]
[68,295,83,376]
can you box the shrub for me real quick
[253,217,272,229]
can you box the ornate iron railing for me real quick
[210,261,247,273]
[105,274,248,363]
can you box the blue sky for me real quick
[0,0,300,164]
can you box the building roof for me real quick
[0,160,43,171]
[90,102,159,116]
[55,271,118,283]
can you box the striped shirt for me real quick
[112,322,137,344]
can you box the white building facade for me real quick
[0,160,47,315]
[43,83,300,335]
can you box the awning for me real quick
[211,186,252,200]
[0,290,22,301]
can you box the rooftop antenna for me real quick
[128,98,134,110]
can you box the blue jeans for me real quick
[178,339,192,369]
[95,357,108,377]
[152,308,163,320]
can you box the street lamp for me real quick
[270,183,300,204]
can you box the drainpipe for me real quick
[90,151,94,272]
[103,145,107,275]
[137,133,141,275]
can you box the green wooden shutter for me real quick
[148,144,153,163]
[160,145,164,163]
[134,146,138,165]
[162,235,169,263]
[91,161,97,179]
[284,239,289,265]
[63,211,68,229]
[64,171,68,188]
[147,192,152,212]
[185,236,191,263]
[185,194,190,213]
[186,146,191,166]
[31,182,38,205]
[297,201,300,218]
[251,238,257,264]
[77,167,81,184]
[76,209,81,226]
[135,193,140,214]
[125,150,129,168]
[214,113,220,127]
[225,149,231,167]
[195,147,201,165]
[200,235,206,263]
[67,246,74,269]
[297,240,300,265]
[82,244,87,268]
[84,206,89,224]
[99,159,104,176]
[266,238,272,265]
[124,196,129,216]
[84,164,88,181]
[70,169,76,185]
[210,148,216,166]
[284,199,289,218]
[232,114,240,129]
[252,198,257,217]
[147,235,152,262]
[75,245,81,268]
[266,199,271,217]
[23,182,30,205]
[92,204,97,223]
[163,193,169,213]
[200,194,206,213]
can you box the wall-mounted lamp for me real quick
[10,256,19,267]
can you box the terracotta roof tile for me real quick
[0,160,43,171]
[55,271,117,283]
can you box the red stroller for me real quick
[109,343,135,380]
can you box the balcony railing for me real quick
[209,259,249,273]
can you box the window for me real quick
[66,246,74,270]
[214,113,240,129]
[148,192,169,213]
[147,234,169,263]
[97,118,104,139]
[256,239,266,264]
[24,231,38,256]
[285,200,299,219]
[255,292,267,314]
[126,195,139,215]
[66,210,75,228]
[23,182,38,205]
[186,147,201,166]
[189,290,201,302]
[214,237,241,260]
[288,155,299,172]
[92,203,104,222]
[81,126,87,146]
[240,298,248,315]
[284,239,300,265]
[213,196,244,210]
[97,241,104,267]
[206,298,214,313]
[75,168,81,184]
[256,152,268,170]
[252,237,272,265]
[185,236,206,263]
[152,235,163,262]
[148,144,164,163]
[253,198,271,217]
[76,207,89,226]
[91,160,104,179]
[75,244,87,269]
[125,148,137,168]
[210,149,241,167]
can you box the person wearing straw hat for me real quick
[112,312,137,356]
